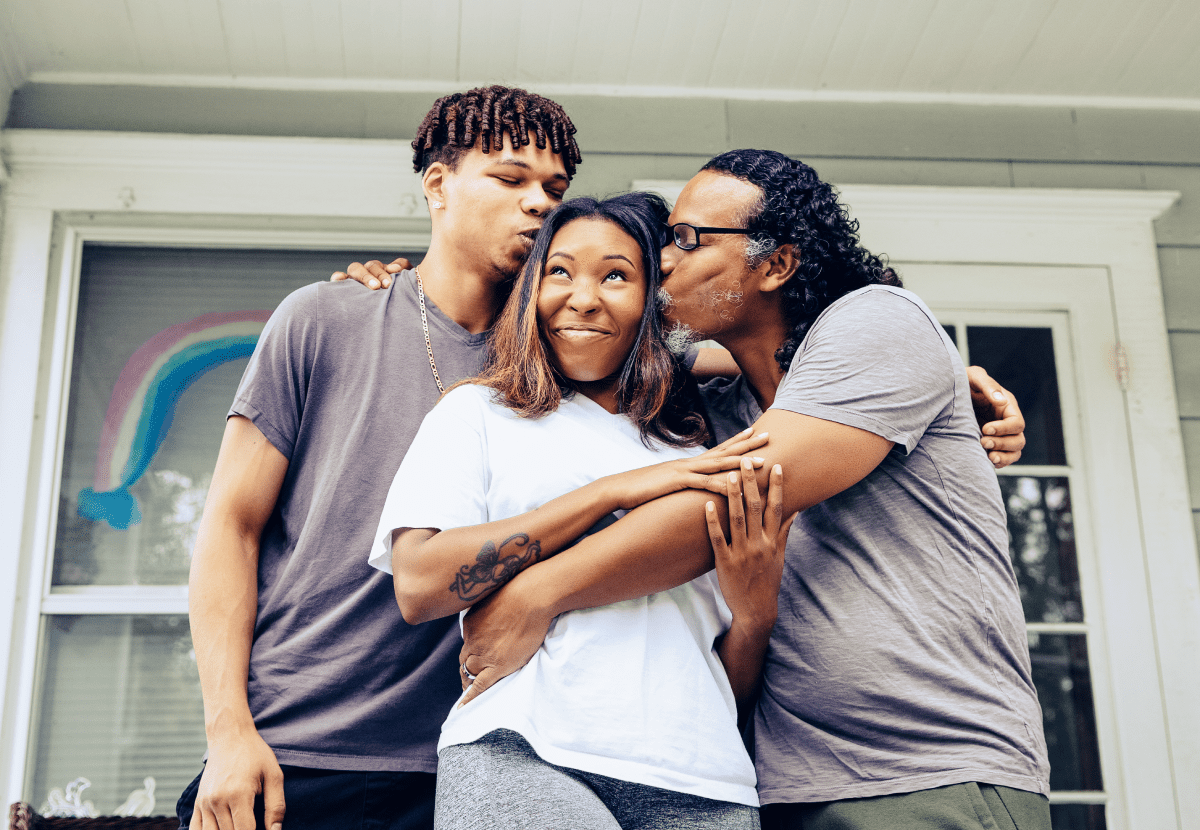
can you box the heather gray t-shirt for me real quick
[229,271,488,771]
[701,286,1050,803]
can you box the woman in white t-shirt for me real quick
[370,193,788,830]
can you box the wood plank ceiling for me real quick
[1,0,1199,105]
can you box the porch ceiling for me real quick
[2,0,1198,108]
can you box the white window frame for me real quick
[0,136,1190,826]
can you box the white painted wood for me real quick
[2,130,428,218]
[41,587,189,616]
[0,205,55,808]
[5,0,1200,106]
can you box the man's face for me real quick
[436,135,570,280]
[659,170,762,340]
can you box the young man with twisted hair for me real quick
[437,150,1051,830]
[180,86,579,830]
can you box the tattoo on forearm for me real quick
[451,533,543,601]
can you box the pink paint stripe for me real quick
[92,311,272,490]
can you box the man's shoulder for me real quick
[260,280,418,361]
[820,284,929,323]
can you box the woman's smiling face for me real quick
[537,217,647,406]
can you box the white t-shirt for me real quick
[371,384,759,806]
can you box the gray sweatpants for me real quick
[435,729,760,830]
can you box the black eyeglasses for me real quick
[668,223,751,251]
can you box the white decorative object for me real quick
[42,776,98,817]
[114,776,157,817]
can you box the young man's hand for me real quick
[190,730,285,830]
[330,257,412,290]
[966,365,1026,468]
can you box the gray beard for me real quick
[658,289,700,356]
[665,321,699,357]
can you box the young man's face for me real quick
[658,170,763,341]
[434,135,570,281]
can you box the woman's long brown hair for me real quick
[462,193,707,448]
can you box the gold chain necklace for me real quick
[413,267,445,393]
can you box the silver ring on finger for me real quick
[460,662,477,683]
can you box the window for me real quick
[28,244,421,812]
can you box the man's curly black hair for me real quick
[701,149,902,372]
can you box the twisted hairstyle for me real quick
[467,192,707,448]
[702,150,902,371]
[412,85,582,179]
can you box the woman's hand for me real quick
[709,461,790,632]
[601,427,770,512]
[709,460,793,713]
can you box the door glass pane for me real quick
[29,615,202,814]
[54,245,416,586]
[967,326,1067,466]
[1028,633,1104,792]
[1000,476,1083,623]
[1050,804,1108,830]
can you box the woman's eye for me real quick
[603,271,628,282]
[547,265,570,277]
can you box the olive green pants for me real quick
[760,782,1051,830]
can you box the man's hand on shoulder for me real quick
[967,365,1025,468]
[190,728,284,830]
[330,257,411,290]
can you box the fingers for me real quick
[778,510,799,551]
[979,385,1025,468]
[387,257,412,272]
[457,667,495,708]
[694,454,765,474]
[727,469,746,537]
[229,801,257,830]
[336,260,394,290]
[708,427,770,457]
[705,501,730,557]
[763,464,784,539]
[740,458,762,537]
[966,365,1005,410]
[262,766,286,830]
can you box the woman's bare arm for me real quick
[456,410,892,704]
[390,430,769,624]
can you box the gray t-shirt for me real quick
[700,286,1050,803]
[229,271,488,771]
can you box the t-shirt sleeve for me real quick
[229,283,323,459]
[769,289,956,454]
[369,387,490,574]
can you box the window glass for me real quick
[1050,804,1107,830]
[1000,476,1084,623]
[54,246,416,586]
[1029,632,1104,792]
[30,615,201,813]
